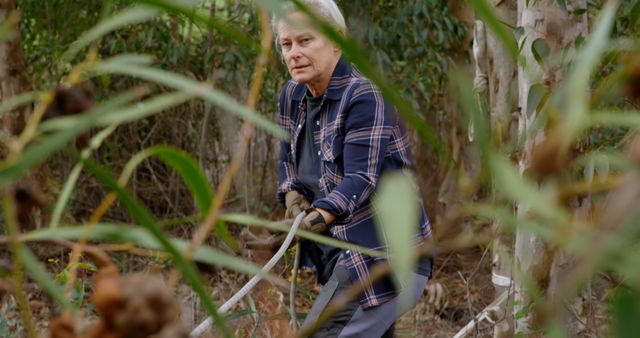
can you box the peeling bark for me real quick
[515,0,587,333]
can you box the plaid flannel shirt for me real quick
[277,57,432,309]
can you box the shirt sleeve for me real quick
[313,82,394,222]
[277,85,304,207]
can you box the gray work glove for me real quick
[285,190,310,220]
[300,208,327,234]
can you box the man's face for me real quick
[277,12,340,93]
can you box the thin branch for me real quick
[2,188,37,338]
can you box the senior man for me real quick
[273,1,433,336]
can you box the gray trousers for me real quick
[301,255,429,338]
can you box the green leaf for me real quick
[135,0,257,51]
[19,247,74,312]
[61,6,160,64]
[92,60,285,139]
[531,38,550,67]
[74,154,231,336]
[50,125,118,229]
[590,111,640,128]
[373,172,420,312]
[488,152,567,224]
[555,0,567,12]
[23,224,260,278]
[467,0,519,60]
[121,145,238,250]
[0,91,40,118]
[467,204,555,241]
[562,1,617,140]
[219,213,386,258]
[0,90,194,187]
[526,83,549,118]
[514,26,525,42]
[611,287,640,338]
[572,8,587,16]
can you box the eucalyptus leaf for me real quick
[50,125,118,229]
[562,2,617,140]
[467,0,519,60]
[91,61,285,138]
[373,171,420,313]
[23,224,258,277]
[0,91,194,187]
[531,38,550,67]
[120,146,238,250]
[61,6,160,63]
[488,152,567,224]
[0,91,40,118]
[526,83,549,118]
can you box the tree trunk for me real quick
[474,1,519,337]
[514,0,587,333]
[0,0,31,147]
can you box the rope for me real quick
[190,211,306,338]
[290,242,301,329]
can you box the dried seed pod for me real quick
[13,180,46,229]
[113,274,180,338]
[93,266,126,325]
[43,83,95,120]
[528,132,570,180]
[48,313,78,338]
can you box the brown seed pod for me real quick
[48,312,78,338]
[528,132,570,180]
[43,83,95,120]
[92,265,126,325]
[112,274,180,338]
[13,180,46,229]
[623,53,640,104]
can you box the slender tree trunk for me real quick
[514,0,587,333]
[474,1,519,336]
[0,0,31,147]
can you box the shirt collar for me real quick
[291,56,353,102]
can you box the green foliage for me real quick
[610,287,640,338]
[373,171,420,311]
[341,0,467,116]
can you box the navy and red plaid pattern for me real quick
[277,57,432,309]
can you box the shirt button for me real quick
[316,120,320,126]
[352,194,357,199]
[317,150,321,156]
[298,124,302,129]
[346,250,350,254]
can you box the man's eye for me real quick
[281,42,291,49]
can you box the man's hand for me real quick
[300,208,328,234]
[285,190,310,220]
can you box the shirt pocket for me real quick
[320,133,344,192]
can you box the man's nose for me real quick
[289,43,303,59]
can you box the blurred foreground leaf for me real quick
[373,171,420,312]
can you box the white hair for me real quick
[271,0,347,42]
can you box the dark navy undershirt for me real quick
[297,91,340,284]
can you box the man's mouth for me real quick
[293,65,308,71]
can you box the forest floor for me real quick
[0,207,496,338]
[188,244,495,338]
